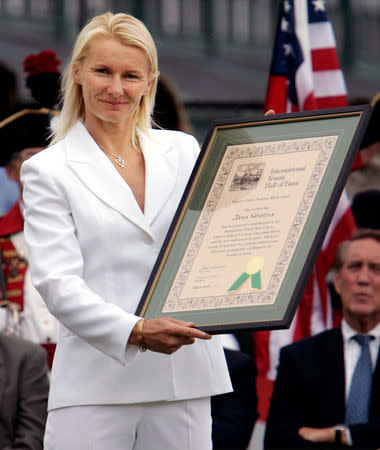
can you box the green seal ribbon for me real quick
[228,256,264,292]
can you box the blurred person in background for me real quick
[0,60,17,120]
[0,50,61,368]
[0,108,59,369]
[0,332,49,450]
[345,92,380,235]
[345,91,380,201]
[153,73,192,133]
[23,49,62,110]
[265,229,380,449]
[0,61,20,216]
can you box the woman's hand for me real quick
[129,317,211,354]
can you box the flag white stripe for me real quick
[294,2,315,109]
[313,70,347,97]
[295,62,314,107]
[268,316,298,380]
[309,22,336,49]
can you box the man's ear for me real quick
[333,271,342,296]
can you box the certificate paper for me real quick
[137,107,372,332]
[164,136,337,312]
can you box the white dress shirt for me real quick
[342,319,380,398]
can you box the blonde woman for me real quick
[21,12,231,450]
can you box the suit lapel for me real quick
[138,129,179,225]
[65,122,178,238]
[324,329,346,421]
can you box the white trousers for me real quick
[44,397,211,450]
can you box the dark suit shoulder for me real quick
[280,327,341,357]
[212,348,257,450]
[223,348,255,373]
[0,333,47,362]
[0,334,49,450]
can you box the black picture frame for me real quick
[136,106,372,333]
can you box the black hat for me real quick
[360,91,380,149]
[23,50,62,108]
[351,189,380,230]
[0,108,56,166]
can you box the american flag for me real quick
[254,0,357,424]
[265,0,348,112]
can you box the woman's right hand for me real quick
[129,317,211,354]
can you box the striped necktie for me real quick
[345,334,374,425]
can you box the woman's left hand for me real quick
[129,317,211,354]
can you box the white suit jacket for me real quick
[21,121,231,410]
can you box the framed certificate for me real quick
[136,106,372,333]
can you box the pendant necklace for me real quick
[80,120,132,169]
[99,142,132,168]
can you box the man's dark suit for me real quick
[0,333,49,449]
[211,348,258,450]
[265,328,380,449]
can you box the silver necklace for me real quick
[80,120,132,168]
[99,142,132,168]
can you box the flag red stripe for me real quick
[254,330,271,376]
[315,95,348,109]
[264,75,288,112]
[303,92,317,110]
[256,376,274,422]
[351,151,363,170]
[311,48,340,71]
[292,278,313,341]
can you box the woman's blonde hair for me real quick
[51,12,159,146]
